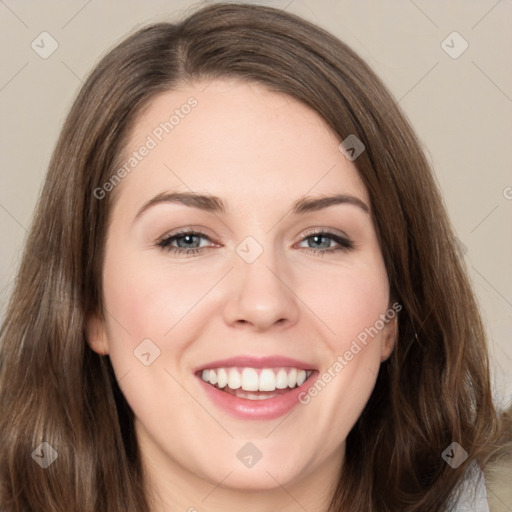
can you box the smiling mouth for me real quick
[197,367,315,401]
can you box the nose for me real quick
[222,243,300,332]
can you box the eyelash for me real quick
[155,228,355,257]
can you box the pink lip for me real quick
[196,372,318,420]
[193,355,316,373]
[193,355,318,420]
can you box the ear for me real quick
[86,311,110,355]
[380,311,398,362]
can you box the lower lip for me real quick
[197,373,317,420]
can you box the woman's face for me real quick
[88,78,396,497]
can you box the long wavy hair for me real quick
[0,3,508,511]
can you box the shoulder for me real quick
[483,449,512,512]
[449,462,490,512]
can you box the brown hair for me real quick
[0,3,508,511]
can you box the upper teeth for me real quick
[201,367,312,392]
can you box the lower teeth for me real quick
[217,384,293,401]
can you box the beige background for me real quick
[1,0,511,406]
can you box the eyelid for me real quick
[155,226,355,256]
[156,226,351,246]
[156,225,217,243]
[299,227,351,239]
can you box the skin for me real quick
[87,78,397,512]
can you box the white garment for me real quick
[451,462,490,511]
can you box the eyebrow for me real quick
[133,191,370,223]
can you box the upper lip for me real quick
[194,355,317,373]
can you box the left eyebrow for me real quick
[291,194,370,215]
[133,190,370,223]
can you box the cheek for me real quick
[100,254,207,426]
[297,270,389,459]
[298,255,389,407]
[338,269,389,344]
[299,256,390,349]
[102,251,218,342]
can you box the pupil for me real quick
[180,235,197,248]
[312,235,328,249]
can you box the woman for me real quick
[0,3,509,511]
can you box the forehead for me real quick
[112,78,369,217]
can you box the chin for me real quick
[208,466,304,492]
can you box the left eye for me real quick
[297,231,354,252]
[156,230,354,256]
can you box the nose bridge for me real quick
[223,233,299,330]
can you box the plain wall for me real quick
[0,0,511,406]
